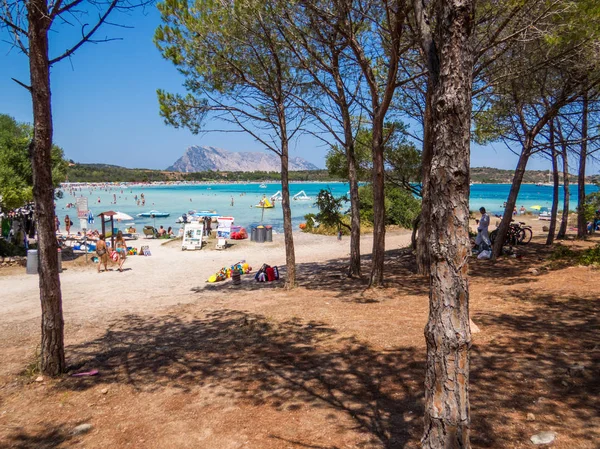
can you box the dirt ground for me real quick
[0,221,598,449]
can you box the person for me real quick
[475,207,490,250]
[96,234,109,273]
[205,217,212,237]
[115,231,127,272]
[520,205,526,215]
[513,206,517,216]
[158,225,166,237]
[55,216,60,233]
[231,196,234,207]
[64,215,72,235]
[167,226,174,237]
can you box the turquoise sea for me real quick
[55,182,599,233]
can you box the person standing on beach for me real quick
[520,205,526,215]
[475,207,490,249]
[64,215,72,235]
[96,234,109,273]
[115,231,127,272]
[55,216,60,233]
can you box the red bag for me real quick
[266,267,276,282]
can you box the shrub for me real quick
[579,244,600,266]
[0,239,27,257]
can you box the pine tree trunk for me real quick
[546,122,559,245]
[422,0,474,447]
[369,120,386,287]
[332,50,361,278]
[280,143,296,288]
[557,141,570,239]
[28,0,65,376]
[577,91,588,239]
[416,88,434,276]
[347,142,362,278]
[492,140,532,258]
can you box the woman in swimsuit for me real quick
[115,231,127,272]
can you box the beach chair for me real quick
[216,238,227,250]
[143,226,158,239]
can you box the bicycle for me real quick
[489,221,532,246]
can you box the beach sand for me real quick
[0,229,413,327]
[0,219,598,449]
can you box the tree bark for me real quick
[280,140,296,288]
[416,88,434,276]
[422,0,474,447]
[577,91,588,239]
[492,140,532,258]
[557,133,570,239]
[346,141,362,278]
[546,121,559,245]
[546,136,559,245]
[27,0,65,376]
[369,119,386,287]
[332,49,361,279]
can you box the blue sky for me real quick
[0,6,595,174]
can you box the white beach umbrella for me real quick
[113,211,134,221]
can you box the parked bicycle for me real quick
[489,221,532,246]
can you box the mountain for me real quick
[167,146,319,173]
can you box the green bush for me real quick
[549,243,600,266]
[579,244,600,266]
[358,184,421,229]
[0,239,27,257]
[549,245,577,260]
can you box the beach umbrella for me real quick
[113,211,134,221]
[530,205,542,211]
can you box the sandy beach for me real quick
[0,229,414,328]
[0,218,597,449]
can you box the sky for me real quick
[0,6,596,174]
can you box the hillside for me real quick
[65,163,597,184]
[65,164,339,183]
[470,167,587,184]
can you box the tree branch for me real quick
[49,0,118,65]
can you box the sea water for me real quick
[55,182,599,233]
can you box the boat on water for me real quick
[137,210,170,218]
[293,190,312,201]
[536,170,553,187]
[259,183,267,189]
[256,198,275,208]
[176,210,220,223]
[270,191,283,201]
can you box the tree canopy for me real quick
[0,114,66,211]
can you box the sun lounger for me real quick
[216,238,227,250]
[143,226,158,239]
